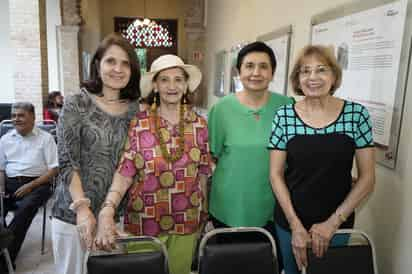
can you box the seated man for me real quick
[0,102,58,271]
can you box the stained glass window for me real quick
[114,17,177,49]
[126,21,173,48]
[114,17,178,69]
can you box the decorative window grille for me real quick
[114,17,177,49]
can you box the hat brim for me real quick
[140,64,202,98]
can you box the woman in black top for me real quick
[268,45,375,274]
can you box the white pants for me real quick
[51,218,87,274]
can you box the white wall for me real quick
[46,0,62,93]
[0,0,15,103]
[205,1,412,273]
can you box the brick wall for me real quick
[9,0,48,121]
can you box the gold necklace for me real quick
[100,95,127,104]
[152,104,185,163]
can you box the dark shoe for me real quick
[0,251,15,273]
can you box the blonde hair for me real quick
[290,45,342,95]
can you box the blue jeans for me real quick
[275,224,349,274]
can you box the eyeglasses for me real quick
[299,66,331,78]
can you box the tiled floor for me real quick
[12,205,55,274]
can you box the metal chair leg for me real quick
[41,202,46,255]
[2,248,14,274]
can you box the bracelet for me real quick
[108,189,123,199]
[101,199,117,211]
[335,211,347,223]
[69,198,91,212]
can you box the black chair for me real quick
[87,236,169,274]
[36,120,57,138]
[305,229,377,274]
[1,192,15,274]
[198,227,279,274]
[0,104,12,123]
[0,119,56,255]
[36,120,58,254]
[0,120,14,138]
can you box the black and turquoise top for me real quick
[268,100,374,231]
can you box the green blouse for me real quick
[208,92,293,226]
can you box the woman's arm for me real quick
[94,171,133,250]
[270,150,311,271]
[58,94,97,249]
[309,147,375,257]
[336,147,375,220]
[196,173,209,234]
[68,170,97,250]
[208,103,224,159]
[199,174,208,212]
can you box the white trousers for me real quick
[51,218,87,274]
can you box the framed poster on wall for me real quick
[310,0,410,168]
[257,25,292,95]
[214,50,227,97]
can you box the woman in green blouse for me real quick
[208,42,293,247]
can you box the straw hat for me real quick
[140,54,202,98]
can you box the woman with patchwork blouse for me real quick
[95,55,211,274]
[268,45,375,274]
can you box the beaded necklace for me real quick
[152,104,185,163]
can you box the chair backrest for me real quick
[87,236,169,274]
[198,227,279,274]
[0,120,14,138]
[36,120,57,140]
[0,103,12,123]
[305,229,377,274]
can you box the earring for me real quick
[183,92,188,113]
[151,90,158,111]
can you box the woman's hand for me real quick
[309,215,340,258]
[76,206,97,250]
[291,224,311,271]
[94,207,118,251]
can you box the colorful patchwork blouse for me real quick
[268,100,374,231]
[118,109,211,236]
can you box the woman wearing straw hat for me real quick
[95,54,211,274]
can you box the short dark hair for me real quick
[290,45,342,95]
[82,33,141,101]
[236,41,277,75]
[12,102,35,116]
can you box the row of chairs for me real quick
[0,119,57,274]
[87,228,377,274]
[0,119,378,274]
